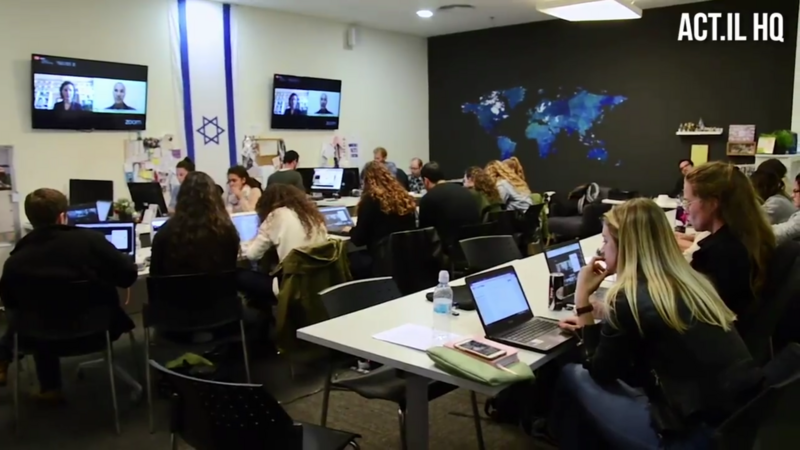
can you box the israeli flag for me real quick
[171,0,238,185]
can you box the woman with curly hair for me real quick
[464,166,503,220]
[503,156,527,181]
[150,171,239,276]
[485,160,533,212]
[349,162,416,250]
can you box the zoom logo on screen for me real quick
[125,119,143,126]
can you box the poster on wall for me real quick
[729,125,756,143]
[319,135,360,168]
[240,136,286,185]
[123,135,183,205]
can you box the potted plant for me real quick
[113,198,135,222]
[769,130,797,154]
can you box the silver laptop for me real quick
[76,222,136,259]
[466,266,573,353]
[319,206,354,235]
[231,212,260,242]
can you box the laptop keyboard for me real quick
[504,320,558,342]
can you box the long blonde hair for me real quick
[503,157,526,181]
[485,160,530,195]
[604,198,736,334]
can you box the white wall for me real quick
[0,0,428,223]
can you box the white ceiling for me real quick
[226,0,708,37]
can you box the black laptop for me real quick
[466,265,574,353]
[543,239,608,303]
[319,206,354,236]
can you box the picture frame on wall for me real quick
[727,142,757,156]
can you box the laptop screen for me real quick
[469,271,530,326]
[96,200,112,221]
[544,241,584,294]
[66,203,99,225]
[151,217,169,237]
[319,206,353,228]
[312,168,344,191]
[231,212,260,241]
[76,222,135,256]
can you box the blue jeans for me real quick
[552,364,712,450]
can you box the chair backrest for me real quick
[522,203,546,236]
[319,277,402,319]
[150,360,302,450]
[487,210,518,235]
[6,277,114,340]
[389,227,440,296]
[714,345,800,449]
[145,271,242,333]
[459,235,521,273]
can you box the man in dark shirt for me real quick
[670,159,694,197]
[106,82,136,110]
[0,189,138,397]
[418,162,480,247]
[315,93,332,114]
[267,150,305,192]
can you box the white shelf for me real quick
[676,130,724,136]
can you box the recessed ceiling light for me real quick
[416,9,434,18]
[538,0,642,22]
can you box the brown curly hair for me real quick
[485,160,531,195]
[503,156,526,181]
[256,184,325,238]
[361,161,417,216]
[465,166,501,203]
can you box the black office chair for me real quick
[7,279,139,435]
[318,278,485,450]
[448,222,500,277]
[714,345,800,449]
[389,227,441,296]
[520,203,546,244]
[150,360,361,450]
[144,271,252,433]
[487,210,519,237]
[460,235,522,274]
[743,241,800,364]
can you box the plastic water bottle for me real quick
[432,270,454,345]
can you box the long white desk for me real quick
[298,235,604,450]
[314,196,360,208]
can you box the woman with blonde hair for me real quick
[503,156,526,181]
[485,160,533,212]
[464,166,503,219]
[552,198,762,450]
[683,162,775,317]
[347,162,416,276]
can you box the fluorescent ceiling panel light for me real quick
[416,9,434,18]
[537,0,642,22]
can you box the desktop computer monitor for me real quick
[341,167,360,194]
[296,168,315,193]
[231,212,260,241]
[127,182,169,216]
[76,222,136,257]
[311,168,344,193]
[69,179,113,206]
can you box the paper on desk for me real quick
[373,324,463,351]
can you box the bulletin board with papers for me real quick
[123,135,183,205]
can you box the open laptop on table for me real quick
[319,206,354,236]
[76,222,136,261]
[466,265,573,353]
[544,240,608,303]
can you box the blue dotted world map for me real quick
[462,87,627,162]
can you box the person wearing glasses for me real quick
[772,173,800,244]
[682,162,775,318]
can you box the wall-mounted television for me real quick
[32,54,148,131]
[271,74,341,130]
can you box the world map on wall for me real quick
[462,88,627,162]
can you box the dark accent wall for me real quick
[428,0,798,196]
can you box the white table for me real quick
[602,197,680,210]
[298,236,604,449]
[315,197,360,208]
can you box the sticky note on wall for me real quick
[690,145,708,165]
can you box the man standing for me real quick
[106,82,135,110]
[315,93,332,114]
[408,158,424,193]
[670,159,694,197]
[268,150,306,192]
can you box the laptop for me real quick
[319,206,354,235]
[150,217,169,238]
[76,222,136,260]
[231,212,260,242]
[542,240,610,302]
[66,203,100,225]
[466,266,574,353]
[96,200,112,221]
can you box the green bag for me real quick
[427,347,534,386]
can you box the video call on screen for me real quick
[32,55,148,131]
[271,74,341,130]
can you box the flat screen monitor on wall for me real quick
[271,74,341,130]
[31,54,148,131]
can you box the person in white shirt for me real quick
[773,173,800,244]
[750,170,796,225]
[237,184,329,305]
[225,165,262,213]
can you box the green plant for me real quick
[113,198,135,215]
[772,130,795,150]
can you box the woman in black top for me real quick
[345,162,416,277]
[683,162,775,322]
[553,198,762,449]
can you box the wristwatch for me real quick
[575,304,594,317]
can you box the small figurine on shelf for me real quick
[698,118,705,130]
